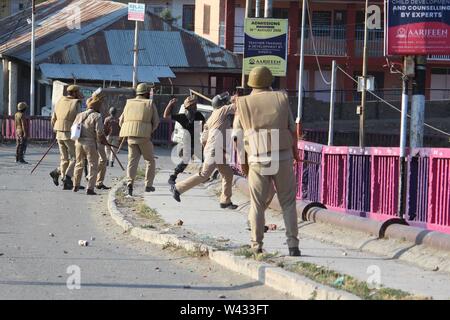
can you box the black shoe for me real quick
[170,185,181,202]
[220,202,238,210]
[19,159,28,164]
[86,189,97,195]
[96,184,111,190]
[168,175,177,185]
[253,248,263,254]
[111,161,114,168]
[145,186,155,192]
[127,184,133,196]
[63,176,73,190]
[73,186,79,192]
[289,247,301,257]
[50,170,60,186]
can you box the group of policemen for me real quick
[14,66,301,256]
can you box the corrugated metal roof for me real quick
[105,30,189,67]
[0,0,127,62]
[0,0,241,73]
[40,63,175,82]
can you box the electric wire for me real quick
[337,65,450,137]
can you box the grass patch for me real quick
[162,241,208,258]
[141,224,156,229]
[135,203,163,223]
[288,261,430,300]
[233,245,279,262]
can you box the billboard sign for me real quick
[128,3,146,22]
[243,18,288,77]
[386,0,450,55]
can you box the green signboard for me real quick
[243,18,288,77]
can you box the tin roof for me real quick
[40,63,175,82]
[0,0,241,73]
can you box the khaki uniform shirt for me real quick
[15,112,26,136]
[202,104,236,158]
[74,109,104,143]
[233,90,296,163]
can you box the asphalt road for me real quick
[0,143,289,300]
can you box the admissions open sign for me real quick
[243,18,288,77]
[128,3,145,22]
[386,0,450,55]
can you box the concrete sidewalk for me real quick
[144,169,450,299]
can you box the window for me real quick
[150,6,164,15]
[182,5,195,31]
[311,11,332,36]
[333,11,346,39]
[203,5,210,35]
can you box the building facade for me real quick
[195,0,450,102]
[113,0,196,31]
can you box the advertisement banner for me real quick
[243,18,288,77]
[128,3,146,22]
[386,0,450,55]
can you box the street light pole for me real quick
[30,0,36,116]
[359,0,370,147]
[296,0,307,139]
[132,0,140,89]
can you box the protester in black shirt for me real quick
[163,95,205,185]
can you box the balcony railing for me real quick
[354,28,384,57]
[303,26,347,56]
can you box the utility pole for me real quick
[359,0,370,147]
[410,56,427,148]
[328,60,337,146]
[30,0,36,116]
[255,0,261,18]
[398,66,409,220]
[264,0,273,18]
[296,0,307,139]
[240,0,253,91]
[132,0,140,89]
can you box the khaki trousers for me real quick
[176,158,234,204]
[106,136,120,162]
[73,140,99,190]
[97,144,108,186]
[247,160,299,250]
[58,139,76,178]
[127,137,155,188]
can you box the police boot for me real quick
[86,189,97,195]
[19,159,29,164]
[145,186,155,192]
[49,169,60,186]
[63,176,73,190]
[220,202,238,210]
[106,160,110,167]
[111,161,114,167]
[288,247,301,257]
[127,184,133,196]
[168,174,177,185]
[96,184,111,190]
[170,185,181,202]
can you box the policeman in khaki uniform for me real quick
[72,94,108,195]
[119,83,160,196]
[233,66,301,256]
[93,90,111,190]
[171,93,238,209]
[50,85,83,190]
[15,102,29,164]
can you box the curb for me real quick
[107,179,359,300]
[234,176,450,253]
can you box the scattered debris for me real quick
[217,237,230,242]
[0,253,4,256]
[63,250,68,254]
[155,267,161,272]
[49,233,55,237]
[264,226,269,233]
[432,266,439,272]
[218,295,226,299]
[342,252,348,256]
[175,219,184,226]
[268,224,277,231]
[333,276,345,287]
[78,240,89,247]
[183,285,191,289]
[90,237,96,241]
